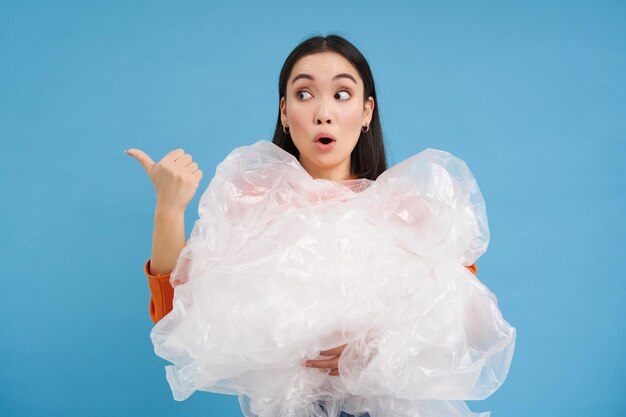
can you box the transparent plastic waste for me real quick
[150,140,516,417]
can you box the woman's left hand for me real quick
[304,343,347,376]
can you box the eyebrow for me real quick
[291,73,357,85]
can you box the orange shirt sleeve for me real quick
[145,260,478,324]
[145,259,175,324]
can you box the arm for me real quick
[145,207,186,324]
[149,207,186,275]
[126,147,202,323]
[144,160,194,324]
[126,147,198,275]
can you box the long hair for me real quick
[271,34,387,180]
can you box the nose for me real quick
[315,98,333,125]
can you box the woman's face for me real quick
[280,51,374,181]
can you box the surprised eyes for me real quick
[335,90,351,100]
[296,90,351,101]
[296,91,312,100]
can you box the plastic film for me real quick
[150,140,516,417]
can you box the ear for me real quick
[363,96,375,125]
[280,97,288,125]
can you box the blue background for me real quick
[1,1,624,416]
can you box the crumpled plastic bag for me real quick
[150,140,516,417]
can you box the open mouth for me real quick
[318,137,334,145]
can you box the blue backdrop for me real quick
[1,1,624,416]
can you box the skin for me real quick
[127,50,375,376]
[125,148,202,275]
[280,51,375,181]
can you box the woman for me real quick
[127,35,509,417]
[129,33,477,372]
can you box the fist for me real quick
[126,148,203,213]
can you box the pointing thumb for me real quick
[125,148,156,176]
